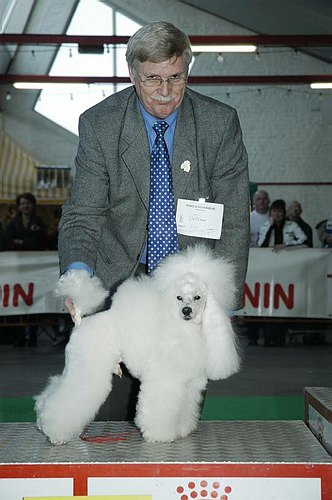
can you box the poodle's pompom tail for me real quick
[55,269,109,316]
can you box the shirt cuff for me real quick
[65,261,94,277]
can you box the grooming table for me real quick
[0,420,331,500]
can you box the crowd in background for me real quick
[1,190,332,252]
[250,189,332,250]
[1,190,331,350]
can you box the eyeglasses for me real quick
[138,73,187,87]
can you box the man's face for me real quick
[129,55,187,119]
[254,191,269,214]
[288,202,302,219]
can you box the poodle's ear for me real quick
[202,292,240,380]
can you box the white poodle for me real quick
[35,245,240,444]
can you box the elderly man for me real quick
[287,200,313,247]
[250,190,270,246]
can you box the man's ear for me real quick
[128,67,136,85]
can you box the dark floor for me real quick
[0,320,331,420]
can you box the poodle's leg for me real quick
[178,377,207,438]
[35,314,121,444]
[135,372,197,442]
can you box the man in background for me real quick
[250,189,270,247]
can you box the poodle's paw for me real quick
[179,419,199,439]
[37,417,78,445]
[35,396,83,445]
[48,437,68,446]
[135,417,180,442]
[140,430,177,443]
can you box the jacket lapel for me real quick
[119,91,198,209]
[120,93,151,210]
[171,94,198,201]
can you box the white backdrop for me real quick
[0,249,331,318]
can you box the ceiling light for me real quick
[310,82,332,89]
[13,82,90,91]
[192,45,257,53]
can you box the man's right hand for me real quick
[65,296,79,324]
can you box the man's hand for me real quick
[65,296,81,325]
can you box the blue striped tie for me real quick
[147,121,179,273]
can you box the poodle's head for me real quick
[174,272,208,324]
[152,244,236,322]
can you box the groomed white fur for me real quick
[35,245,240,444]
[55,269,109,323]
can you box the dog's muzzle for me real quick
[182,306,192,320]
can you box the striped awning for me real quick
[1,131,71,204]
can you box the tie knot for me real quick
[153,121,168,137]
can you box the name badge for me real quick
[176,198,224,239]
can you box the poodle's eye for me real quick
[194,295,201,301]
[177,296,183,301]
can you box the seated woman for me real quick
[4,192,47,251]
[258,199,307,250]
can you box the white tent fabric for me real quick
[1,131,70,204]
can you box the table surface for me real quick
[1,420,332,465]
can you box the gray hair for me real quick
[126,21,192,72]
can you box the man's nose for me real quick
[158,80,171,95]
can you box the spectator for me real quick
[4,204,17,226]
[258,199,307,250]
[4,192,47,251]
[250,190,270,246]
[287,200,313,247]
[316,213,332,248]
[4,192,47,347]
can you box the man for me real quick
[287,200,313,247]
[316,214,332,248]
[250,190,270,246]
[58,21,249,417]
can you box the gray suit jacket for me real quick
[58,86,249,309]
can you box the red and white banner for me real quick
[0,249,332,318]
[0,251,65,316]
[236,248,332,319]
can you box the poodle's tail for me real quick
[55,269,109,319]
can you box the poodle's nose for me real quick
[182,306,192,318]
